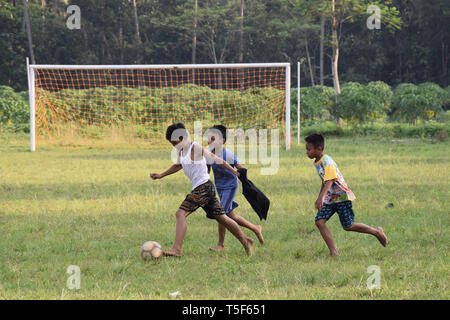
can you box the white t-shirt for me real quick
[179,141,210,190]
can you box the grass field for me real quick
[0,131,448,299]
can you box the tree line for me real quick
[0,0,449,93]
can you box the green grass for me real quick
[0,131,448,299]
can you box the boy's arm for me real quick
[202,146,239,177]
[150,164,182,180]
[315,180,333,210]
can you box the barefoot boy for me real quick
[150,123,253,257]
[305,133,387,256]
[206,125,264,252]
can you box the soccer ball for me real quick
[140,241,163,260]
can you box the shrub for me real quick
[418,82,448,105]
[443,86,450,111]
[291,85,335,122]
[300,121,344,138]
[0,85,29,125]
[433,129,448,142]
[336,82,390,124]
[300,121,450,139]
[390,83,445,123]
[366,81,393,113]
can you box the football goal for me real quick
[27,61,291,151]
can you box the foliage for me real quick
[390,83,446,123]
[0,85,28,125]
[291,85,335,121]
[30,84,286,139]
[336,81,392,124]
[301,121,450,139]
[446,86,450,110]
[0,0,448,92]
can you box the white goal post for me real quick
[26,61,291,151]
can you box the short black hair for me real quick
[166,122,187,141]
[209,124,227,142]
[305,133,325,149]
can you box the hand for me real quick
[315,197,324,211]
[235,170,240,177]
[150,173,162,180]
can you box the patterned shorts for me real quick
[179,180,226,219]
[315,200,355,228]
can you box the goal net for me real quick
[27,63,291,150]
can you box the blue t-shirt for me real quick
[209,148,240,190]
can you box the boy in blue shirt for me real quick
[305,133,387,256]
[207,125,264,251]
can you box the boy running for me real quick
[305,133,388,256]
[207,125,264,252]
[150,123,253,257]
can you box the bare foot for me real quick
[163,249,182,257]
[254,225,264,245]
[376,227,388,247]
[244,238,253,256]
[209,245,224,252]
[329,249,339,257]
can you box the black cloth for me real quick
[237,168,269,220]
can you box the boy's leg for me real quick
[210,210,262,251]
[344,223,388,247]
[209,188,228,251]
[206,183,252,255]
[228,211,264,245]
[337,201,388,247]
[209,223,227,251]
[315,218,339,256]
[214,214,253,256]
[167,182,212,257]
[164,208,193,257]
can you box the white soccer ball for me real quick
[140,241,163,260]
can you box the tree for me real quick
[295,0,401,122]
[319,13,325,85]
[192,0,197,64]
[197,0,239,64]
[238,0,245,63]
[0,0,448,92]
[131,0,141,45]
[22,0,35,63]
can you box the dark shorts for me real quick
[179,180,226,219]
[217,187,239,214]
[315,200,355,228]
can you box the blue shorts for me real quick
[315,201,354,228]
[216,187,239,214]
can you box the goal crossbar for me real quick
[28,62,290,70]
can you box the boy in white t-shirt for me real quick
[150,123,253,257]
